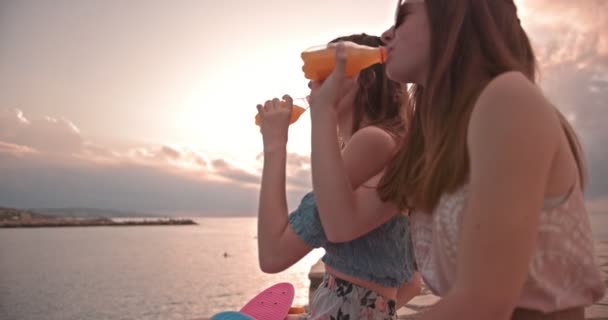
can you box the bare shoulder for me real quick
[474,71,554,119]
[349,125,397,152]
[470,71,560,143]
[342,125,398,187]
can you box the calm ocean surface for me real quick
[1,215,607,320]
[0,218,324,320]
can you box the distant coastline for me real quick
[0,207,197,228]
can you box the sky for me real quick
[0,0,606,216]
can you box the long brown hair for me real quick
[329,34,407,142]
[378,0,586,212]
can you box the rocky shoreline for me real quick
[0,207,197,228]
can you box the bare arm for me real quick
[417,72,560,319]
[307,44,401,242]
[396,272,423,309]
[257,147,313,273]
[257,98,313,273]
[310,111,400,242]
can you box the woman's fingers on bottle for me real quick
[264,100,272,111]
[333,42,347,78]
[270,98,281,111]
[282,94,293,108]
[259,96,296,119]
[310,81,322,90]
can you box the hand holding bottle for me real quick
[256,95,296,152]
[255,99,307,126]
[308,42,352,114]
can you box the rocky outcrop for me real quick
[0,207,197,227]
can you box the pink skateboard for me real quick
[239,282,295,320]
[210,311,255,320]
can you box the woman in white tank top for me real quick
[308,0,606,319]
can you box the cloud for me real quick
[3,1,605,214]
[81,142,119,159]
[0,152,311,215]
[587,198,608,215]
[286,153,310,168]
[0,141,37,156]
[211,158,260,185]
[0,108,83,155]
[160,145,181,160]
[256,152,312,190]
[0,109,312,214]
[519,0,608,66]
[0,108,215,169]
[516,0,608,201]
[286,154,312,189]
[288,168,313,189]
[535,59,607,201]
[121,145,209,170]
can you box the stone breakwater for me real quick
[0,207,197,228]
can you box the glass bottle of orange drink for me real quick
[254,99,308,126]
[301,41,387,81]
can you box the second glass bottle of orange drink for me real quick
[254,42,384,126]
[301,41,387,81]
[255,103,307,126]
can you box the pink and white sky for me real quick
[0,0,606,216]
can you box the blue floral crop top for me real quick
[288,191,415,288]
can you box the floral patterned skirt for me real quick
[302,273,397,320]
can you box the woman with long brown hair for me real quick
[256,33,420,319]
[309,0,606,319]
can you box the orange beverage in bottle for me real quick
[286,306,307,319]
[288,306,306,314]
[301,41,387,81]
[255,103,307,126]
